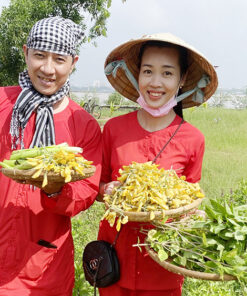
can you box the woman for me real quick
[98,33,218,295]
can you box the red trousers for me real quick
[99,285,182,296]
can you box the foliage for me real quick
[0,0,113,85]
[72,218,94,296]
[80,93,100,107]
[106,91,135,106]
[106,91,124,105]
[223,179,247,207]
[147,199,247,294]
[183,279,243,296]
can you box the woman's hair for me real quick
[138,40,188,118]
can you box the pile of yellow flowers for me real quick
[27,149,93,187]
[0,143,93,187]
[102,161,204,231]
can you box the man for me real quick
[0,17,102,296]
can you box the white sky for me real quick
[0,0,247,89]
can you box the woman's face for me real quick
[138,46,183,109]
[23,45,78,96]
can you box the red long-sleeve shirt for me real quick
[0,86,102,296]
[98,111,204,291]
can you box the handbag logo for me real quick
[89,256,103,270]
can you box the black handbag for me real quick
[82,238,120,294]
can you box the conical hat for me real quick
[104,33,218,108]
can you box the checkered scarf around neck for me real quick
[10,71,70,149]
[9,16,84,149]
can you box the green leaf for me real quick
[219,229,234,239]
[209,223,226,234]
[210,199,227,215]
[224,201,233,216]
[222,249,245,266]
[147,229,157,241]
[102,28,107,37]
[170,244,180,256]
[202,232,208,246]
[216,243,225,258]
[205,205,223,223]
[158,249,168,261]
[227,218,241,227]
[174,256,187,267]
[234,230,246,241]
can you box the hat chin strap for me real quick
[105,59,139,91]
[176,74,210,104]
[105,60,210,105]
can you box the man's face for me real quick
[23,45,78,96]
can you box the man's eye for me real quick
[57,57,66,62]
[35,53,44,58]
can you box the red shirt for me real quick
[0,86,102,296]
[98,111,204,290]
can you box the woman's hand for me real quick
[103,181,121,195]
[97,181,121,202]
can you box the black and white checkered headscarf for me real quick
[10,17,84,149]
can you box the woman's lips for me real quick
[148,90,165,100]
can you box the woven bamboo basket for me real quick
[105,197,204,222]
[145,245,237,281]
[1,166,96,183]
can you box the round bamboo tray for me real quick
[105,197,204,222]
[1,166,96,183]
[145,245,237,281]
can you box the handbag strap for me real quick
[112,228,121,247]
[152,118,184,163]
[93,257,103,296]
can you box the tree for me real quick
[0,0,114,85]
[107,91,124,105]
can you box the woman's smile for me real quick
[147,90,165,101]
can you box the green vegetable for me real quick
[2,159,16,167]
[0,143,83,171]
[14,161,34,170]
[0,161,13,169]
[10,143,82,160]
[145,199,247,292]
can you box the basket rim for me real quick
[105,197,204,221]
[145,244,237,281]
[1,166,96,182]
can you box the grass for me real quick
[184,108,247,198]
[72,107,247,296]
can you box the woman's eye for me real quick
[164,71,172,76]
[143,69,152,75]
